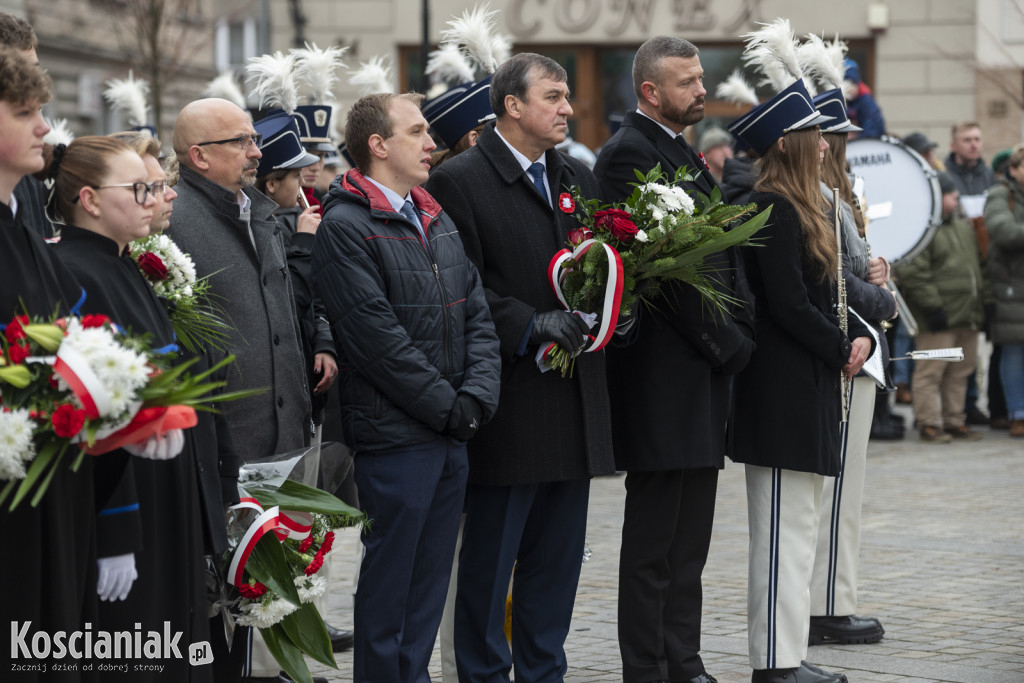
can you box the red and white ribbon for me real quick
[547,238,624,353]
[51,346,112,419]
[226,497,315,587]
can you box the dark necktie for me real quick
[527,162,549,206]
[401,200,430,253]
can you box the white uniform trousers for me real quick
[745,464,824,670]
[811,376,874,616]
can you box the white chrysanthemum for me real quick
[0,409,37,480]
[294,574,327,604]
[650,208,664,222]
[59,321,149,418]
[130,233,198,300]
[236,596,299,628]
[669,187,696,216]
[635,230,649,243]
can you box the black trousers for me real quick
[618,467,719,683]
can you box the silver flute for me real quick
[835,188,850,423]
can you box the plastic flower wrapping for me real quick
[129,233,231,353]
[220,445,364,683]
[0,313,252,510]
[542,164,772,376]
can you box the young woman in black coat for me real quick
[47,136,212,683]
[729,120,872,682]
[0,48,99,683]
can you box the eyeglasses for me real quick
[88,181,167,205]
[195,133,263,151]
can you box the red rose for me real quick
[594,208,639,242]
[80,314,111,329]
[567,227,593,246]
[51,403,86,438]
[137,251,169,281]
[4,315,27,343]
[7,341,29,364]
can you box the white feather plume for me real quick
[440,3,505,75]
[426,43,476,86]
[716,69,760,107]
[246,51,299,113]
[43,117,74,147]
[203,72,247,109]
[103,74,150,127]
[799,33,849,91]
[741,19,804,93]
[292,42,349,104]
[348,55,395,96]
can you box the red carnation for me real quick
[4,315,27,343]
[137,251,169,281]
[297,536,314,554]
[304,551,325,576]
[7,341,29,364]
[321,531,335,554]
[238,581,267,599]
[594,208,639,242]
[80,314,111,329]
[51,403,86,438]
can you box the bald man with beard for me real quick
[169,98,315,681]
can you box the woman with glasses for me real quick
[0,48,98,683]
[727,80,873,683]
[46,135,213,683]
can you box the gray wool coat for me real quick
[167,165,311,462]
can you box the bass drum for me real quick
[846,135,941,265]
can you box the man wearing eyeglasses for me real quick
[169,98,315,682]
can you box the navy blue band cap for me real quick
[423,76,495,149]
[292,104,337,152]
[727,80,834,156]
[255,112,320,174]
[812,88,862,134]
[337,142,355,168]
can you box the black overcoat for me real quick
[729,192,871,476]
[424,123,615,486]
[594,111,757,471]
[0,206,98,683]
[53,226,212,683]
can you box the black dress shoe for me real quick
[966,408,990,425]
[801,661,848,682]
[809,614,884,645]
[680,674,718,683]
[751,662,845,682]
[324,623,354,652]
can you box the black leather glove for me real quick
[446,393,483,442]
[927,308,949,332]
[529,310,590,353]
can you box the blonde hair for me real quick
[755,127,836,280]
[821,133,865,236]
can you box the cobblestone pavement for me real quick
[312,406,1024,682]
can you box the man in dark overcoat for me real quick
[593,36,756,683]
[424,53,616,683]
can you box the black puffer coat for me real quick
[312,169,501,452]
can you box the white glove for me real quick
[97,553,138,601]
[124,429,184,460]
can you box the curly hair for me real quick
[0,13,37,52]
[0,45,49,105]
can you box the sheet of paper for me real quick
[865,201,892,221]
[959,194,987,219]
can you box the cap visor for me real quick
[279,151,322,170]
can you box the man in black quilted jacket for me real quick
[311,92,501,683]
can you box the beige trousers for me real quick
[912,329,979,429]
